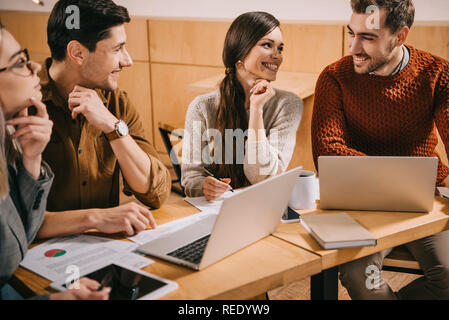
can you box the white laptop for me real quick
[137,166,302,270]
[318,156,438,212]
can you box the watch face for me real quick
[117,120,129,136]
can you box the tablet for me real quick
[281,206,301,223]
[50,262,178,300]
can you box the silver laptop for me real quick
[318,156,438,212]
[137,166,302,270]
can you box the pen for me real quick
[97,270,113,291]
[203,168,234,192]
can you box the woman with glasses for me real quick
[182,12,303,200]
[0,22,110,300]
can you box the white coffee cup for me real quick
[288,170,317,210]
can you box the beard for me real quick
[82,59,121,91]
[79,74,119,92]
[353,40,396,75]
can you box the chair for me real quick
[158,122,185,196]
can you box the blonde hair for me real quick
[0,21,20,199]
[0,20,9,199]
[0,106,9,199]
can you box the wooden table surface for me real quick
[187,71,319,100]
[273,197,449,270]
[14,198,321,300]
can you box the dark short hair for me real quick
[47,0,130,61]
[351,0,415,33]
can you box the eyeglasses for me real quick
[0,48,33,76]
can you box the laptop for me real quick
[137,166,302,270]
[318,156,438,212]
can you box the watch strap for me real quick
[104,129,121,141]
[104,120,123,141]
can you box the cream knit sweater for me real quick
[181,88,303,197]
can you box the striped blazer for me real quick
[0,160,53,297]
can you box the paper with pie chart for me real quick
[44,248,67,258]
[20,234,154,282]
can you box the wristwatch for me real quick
[105,120,129,141]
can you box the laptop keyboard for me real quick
[167,234,211,265]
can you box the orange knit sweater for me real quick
[312,46,449,186]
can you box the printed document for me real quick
[20,234,153,282]
[128,209,217,245]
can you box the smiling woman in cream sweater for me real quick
[181,12,303,200]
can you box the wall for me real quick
[0,10,346,155]
[1,0,449,21]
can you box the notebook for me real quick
[300,212,377,249]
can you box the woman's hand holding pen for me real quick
[202,167,233,201]
[203,176,232,201]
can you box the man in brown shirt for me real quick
[36,0,171,238]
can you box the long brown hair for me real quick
[212,11,280,188]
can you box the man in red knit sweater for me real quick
[312,0,449,299]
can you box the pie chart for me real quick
[44,249,67,258]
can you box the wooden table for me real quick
[186,71,319,172]
[273,196,449,299]
[13,199,321,300]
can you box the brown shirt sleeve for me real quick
[114,90,172,208]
